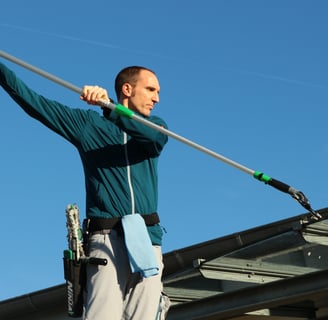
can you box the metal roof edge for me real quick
[1,207,328,319]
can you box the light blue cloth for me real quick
[121,214,159,278]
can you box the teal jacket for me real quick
[0,62,168,245]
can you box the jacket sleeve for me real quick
[0,61,87,146]
[107,109,169,155]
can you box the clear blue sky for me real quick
[0,0,327,301]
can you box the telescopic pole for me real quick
[0,50,321,221]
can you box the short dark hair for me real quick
[114,66,156,100]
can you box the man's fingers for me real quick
[81,85,108,105]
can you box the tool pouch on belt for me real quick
[63,204,107,317]
[63,249,85,318]
[64,204,86,318]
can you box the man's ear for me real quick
[122,83,133,97]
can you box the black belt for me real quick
[86,212,160,233]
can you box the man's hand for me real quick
[80,85,109,105]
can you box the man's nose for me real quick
[153,92,160,103]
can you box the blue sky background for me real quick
[0,0,327,301]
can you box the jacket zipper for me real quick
[123,132,135,214]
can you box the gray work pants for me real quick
[83,229,168,320]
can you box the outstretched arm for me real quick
[0,61,88,144]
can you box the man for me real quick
[0,61,170,319]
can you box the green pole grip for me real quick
[253,171,271,183]
[115,104,134,118]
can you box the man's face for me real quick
[127,70,160,117]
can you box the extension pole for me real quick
[0,50,321,220]
[0,50,251,174]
